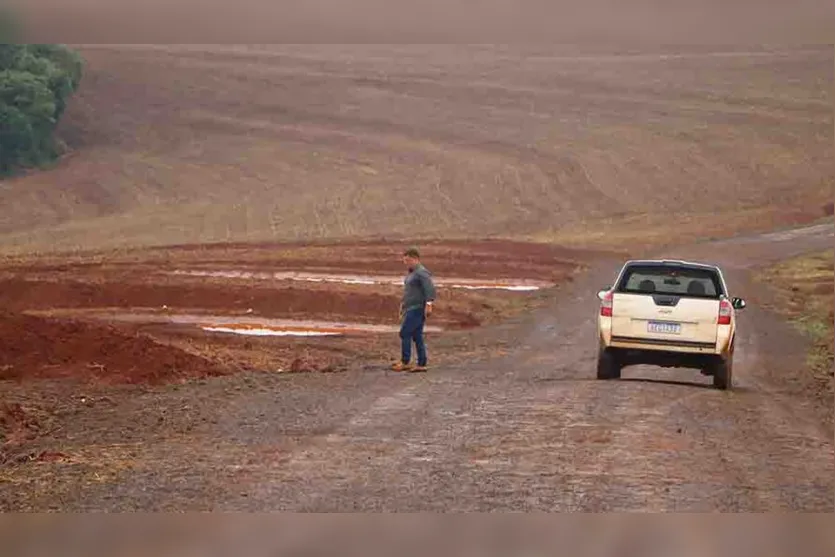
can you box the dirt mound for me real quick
[0,311,228,385]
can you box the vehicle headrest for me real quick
[638,279,656,293]
[687,281,706,295]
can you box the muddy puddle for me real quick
[193,315,444,337]
[30,309,444,337]
[202,326,342,337]
[168,270,553,291]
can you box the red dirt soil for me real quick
[0,311,228,386]
[0,241,580,331]
[0,240,582,387]
[0,278,483,329]
[0,278,395,319]
[6,240,594,280]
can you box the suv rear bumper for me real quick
[598,318,733,357]
[599,332,733,370]
[607,345,724,370]
[609,335,718,354]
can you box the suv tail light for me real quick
[600,291,613,317]
[718,299,732,325]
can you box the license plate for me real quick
[647,321,681,334]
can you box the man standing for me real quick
[392,246,436,372]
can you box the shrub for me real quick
[0,42,84,175]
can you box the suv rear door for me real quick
[610,263,722,346]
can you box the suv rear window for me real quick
[616,264,723,299]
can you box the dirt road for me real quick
[5,224,833,511]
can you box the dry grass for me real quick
[0,45,831,256]
[0,443,141,511]
[759,249,833,408]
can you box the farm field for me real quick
[0,42,832,513]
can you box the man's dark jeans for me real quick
[400,307,427,366]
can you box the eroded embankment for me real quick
[0,240,588,385]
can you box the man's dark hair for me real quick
[403,247,420,259]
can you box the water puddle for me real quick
[33,309,443,337]
[201,326,343,337]
[197,316,444,337]
[168,269,552,291]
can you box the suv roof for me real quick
[622,259,720,271]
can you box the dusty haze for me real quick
[13,0,835,43]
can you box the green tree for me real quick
[0,103,35,174]
[0,42,84,176]
[28,44,84,115]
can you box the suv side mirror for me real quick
[731,297,746,310]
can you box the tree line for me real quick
[0,39,84,176]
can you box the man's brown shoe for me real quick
[391,361,412,372]
[410,365,428,373]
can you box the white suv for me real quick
[596,260,746,390]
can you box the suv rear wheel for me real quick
[596,348,622,380]
[711,356,733,390]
